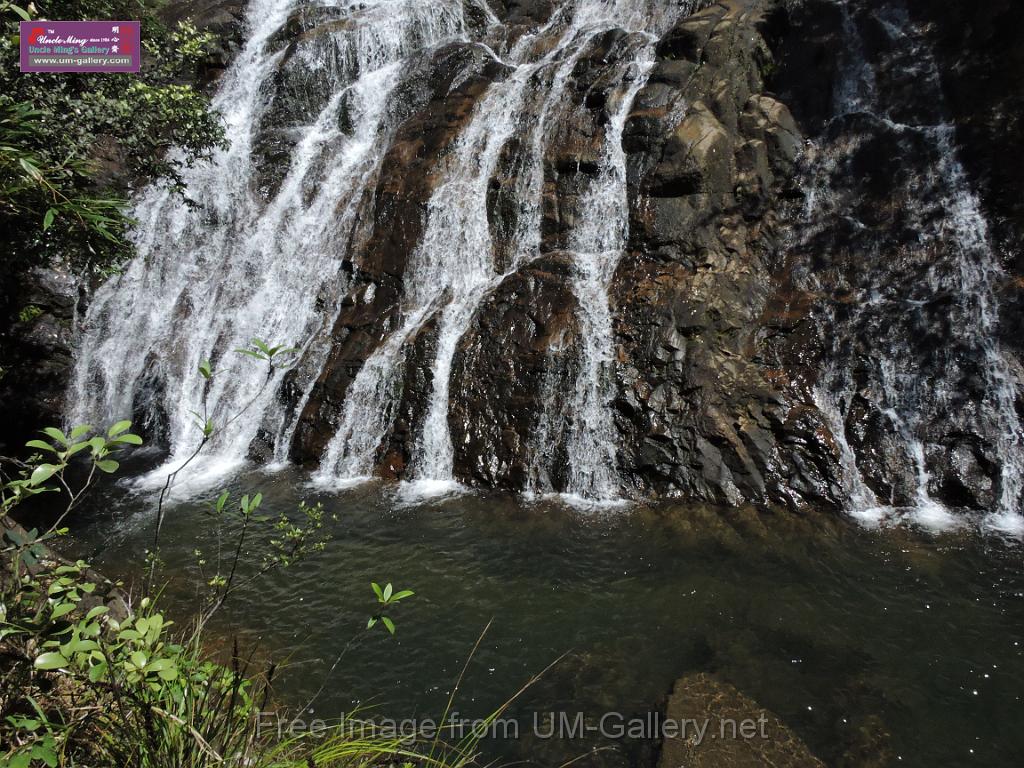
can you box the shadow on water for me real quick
[54,465,1024,767]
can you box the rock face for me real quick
[12,0,1022,515]
[612,2,826,508]
[0,266,79,450]
[282,0,861,510]
[246,0,1024,513]
[658,673,826,768]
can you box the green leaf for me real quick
[5,529,26,546]
[96,459,119,474]
[69,424,93,440]
[366,617,377,629]
[392,590,415,601]
[42,207,56,230]
[112,433,143,446]
[382,616,395,635]
[30,463,59,487]
[130,651,147,669]
[108,420,132,437]
[198,359,212,379]
[64,639,98,655]
[88,662,108,682]
[145,657,172,673]
[50,602,76,620]
[86,605,109,620]
[371,582,384,601]
[19,157,42,180]
[383,583,393,601]
[158,668,179,681]
[9,4,32,21]
[25,438,56,453]
[66,441,92,457]
[34,652,69,670]
[42,427,68,445]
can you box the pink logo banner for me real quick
[20,20,141,73]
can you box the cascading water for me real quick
[315,0,700,502]
[555,49,654,503]
[72,0,702,504]
[801,0,1024,531]
[70,0,470,491]
[66,0,1020,523]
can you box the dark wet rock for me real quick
[450,255,580,488]
[380,312,441,480]
[611,0,841,509]
[0,266,79,453]
[902,0,1024,275]
[843,394,918,507]
[658,673,826,768]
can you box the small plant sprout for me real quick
[234,337,298,370]
[367,582,414,635]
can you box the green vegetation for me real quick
[0,419,497,766]
[0,0,226,274]
[0,367,486,766]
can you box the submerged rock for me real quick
[658,673,825,768]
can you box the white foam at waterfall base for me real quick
[523,490,632,513]
[394,478,467,506]
[983,511,1024,538]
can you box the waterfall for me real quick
[315,0,697,502]
[67,0,1019,522]
[71,0,703,503]
[805,0,1024,530]
[553,51,653,503]
[70,0,469,491]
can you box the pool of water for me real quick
[56,465,1024,767]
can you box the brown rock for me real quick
[658,674,826,768]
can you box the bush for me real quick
[0,411,428,767]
